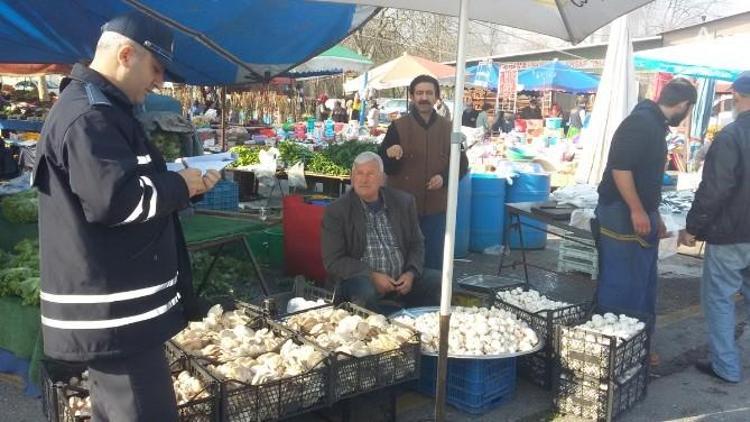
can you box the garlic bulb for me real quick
[577,313,645,341]
[496,287,571,314]
[393,306,540,356]
[284,307,414,358]
[287,297,327,314]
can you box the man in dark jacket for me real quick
[321,152,441,311]
[32,13,220,421]
[378,75,468,271]
[594,78,696,365]
[681,72,750,384]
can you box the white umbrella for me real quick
[310,1,655,419]
[576,16,637,185]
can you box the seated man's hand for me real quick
[395,272,414,296]
[371,272,396,295]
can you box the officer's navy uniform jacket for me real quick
[33,64,197,361]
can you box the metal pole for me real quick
[435,0,469,421]
[221,87,227,151]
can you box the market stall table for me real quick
[501,201,696,284]
[181,211,272,295]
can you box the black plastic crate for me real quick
[280,301,421,401]
[493,287,590,389]
[41,349,221,422]
[185,318,331,422]
[554,362,648,421]
[557,310,650,382]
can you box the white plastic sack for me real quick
[287,162,307,190]
[255,147,279,197]
[658,213,682,261]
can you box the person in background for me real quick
[378,75,468,270]
[351,92,362,122]
[367,100,380,129]
[492,111,515,134]
[321,152,441,312]
[189,100,204,118]
[32,12,221,421]
[568,101,585,137]
[475,103,491,135]
[548,102,563,118]
[519,98,543,119]
[594,78,697,366]
[680,71,750,384]
[332,100,348,123]
[461,99,478,128]
[434,97,451,121]
[316,94,330,121]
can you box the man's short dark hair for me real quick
[657,78,697,107]
[409,74,440,99]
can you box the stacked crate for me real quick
[557,234,598,280]
[555,313,650,421]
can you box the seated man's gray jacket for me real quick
[321,186,424,283]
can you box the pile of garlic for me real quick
[393,306,540,356]
[496,287,571,314]
[209,338,325,386]
[172,304,286,362]
[284,308,415,357]
[577,313,646,341]
[286,297,327,314]
[64,369,209,417]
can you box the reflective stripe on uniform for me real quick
[141,175,158,220]
[136,155,152,165]
[41,293,181,330]
[40,273,178,304]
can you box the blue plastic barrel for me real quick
[469,173,506,253]
[507,172,551,249]
[454,174,472,258]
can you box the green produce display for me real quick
[229,145,267,167]
[278,140,313,167]
[150,130,182,162]
[1,189,38,224]
[322,141,379,170]
[306,152,349,176]
[0,239,40,306]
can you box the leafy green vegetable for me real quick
[278,141,313,167]
[1,189,38,223]
[322,141,378,171]
[306,152,349,176]
[0,239,41,306]
[229,145,267,167]
[150,130,183,161]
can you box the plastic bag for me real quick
[658,213,682,260]
[287,161,307,190]
[255,147,279,197]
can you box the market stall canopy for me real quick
[344,52,456,92]
[0,0,377,85]
[0,64,71,75]
[635,35,750,81]
[465,62,500,91]
[289,45,373,77]
[311,0,654,44]
[517,60,600,93]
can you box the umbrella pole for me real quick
[435,0,469,421]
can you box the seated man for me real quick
[321,151,442,311]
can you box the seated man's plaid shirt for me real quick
[361,197,404,280]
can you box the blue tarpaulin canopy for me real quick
[0,1,377,85]
[517,60,599,93]
[465,62,500,91]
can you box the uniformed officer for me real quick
[32,12,220,421]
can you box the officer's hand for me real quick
[426,174,443,190]
[678,230,696,247]
[202,170,221,192]
[386,145,403,160]
[178,168,207,198]
[630,209,651,237]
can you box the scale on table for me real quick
[530,201,576,221]
[457,274,526,293]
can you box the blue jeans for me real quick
[595,201,660,334]
[702,243,750,382]
[420,212,446,271]
[336,269,443,313]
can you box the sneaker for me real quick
[694,361,739,384]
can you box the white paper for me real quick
[178,152,236,175]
